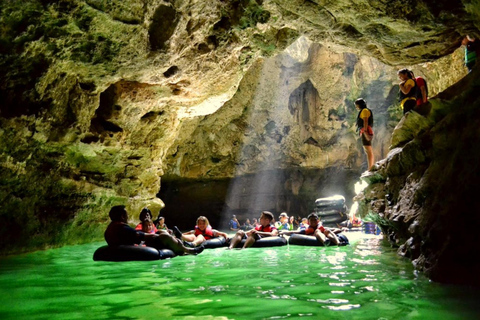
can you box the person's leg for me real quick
[228,230,245,249]
[325,230,339,245]
[147,233,203,255]
[243,234,259,248]
[403,100,415,114]
[182,234,196,242]
[314,229,327,245]
[192,234,206,247]
[363,145,374,170]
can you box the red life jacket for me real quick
[194,225,214,239]
[304,225,325,235]
[255,224,276,233]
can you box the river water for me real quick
[0,233,479,320]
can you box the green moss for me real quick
[0,125,131,254]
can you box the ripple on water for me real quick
[0,236,479,319]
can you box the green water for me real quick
[0,234,479,320]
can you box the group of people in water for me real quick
[104,206,347,255]
[229,212,318,234]
[356,35,478,171]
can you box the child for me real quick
[299,218,308,229]
[281,213,342,245]
[135,208,158,234]
[228,211,278,249]
[141,218,156,234]
[174,216,227,247]
[275,212,290,231]
[155,216,173,235]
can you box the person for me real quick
[398,68,417,115]
[355,98,375,171]
[288,216,297,230]
[409,70,428,107]
[141,218,156,234]
[135,208,158,233]
[242,218,254,231]
[462,35,479,72]
[229,215,241,231]
[299,218,308,229]
[173,216,228,247]
[275,212,290,231]
[104,205,204,255]
[252,218,259,228]
[280,212,342,246]
[228,211,278,249]
[155,216,173,235]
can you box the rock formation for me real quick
[0,0,479,285]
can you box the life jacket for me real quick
[356,108,373,132]
[255,224,276,233]
[194,225,214,239]
[304,224,325,235]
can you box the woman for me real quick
[355,98,374,171]
[398,68,417,114]
[177,216,228,247]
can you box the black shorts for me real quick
[361,132,373,146]
[403,99,416,114]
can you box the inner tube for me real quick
[203,237,227,249]
[288,234,349,247]
[93,245,176,261]
[238,236,287,248]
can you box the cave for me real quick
[1,0,480,317]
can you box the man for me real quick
[105,205,204,255]
[229,215,241,231]
[228,211,278,249]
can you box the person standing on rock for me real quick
[355,98,374,171]
[462,35,479,72]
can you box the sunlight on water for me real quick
[1,233,480,320]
